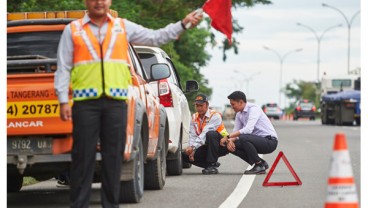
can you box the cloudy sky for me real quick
[201,0,361,109]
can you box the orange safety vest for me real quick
[70,16,131,101]
[192,110,228,137]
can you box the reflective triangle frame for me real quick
[262,151,302,187]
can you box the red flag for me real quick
[203,0,233,44]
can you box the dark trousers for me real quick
[70,97,127,208]
[182,131,228,168]
[231,134,278,165]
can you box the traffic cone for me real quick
[325,133,359,208]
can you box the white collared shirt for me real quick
[233,102,278,139]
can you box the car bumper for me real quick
[295,111,315,118]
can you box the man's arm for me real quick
[125,10,202,46]
[194,113,222,146]
[232,112,241,132]
[188,119,198,148]
[238,106,261,135]
[55,24,73,104]
[55,24,73,121]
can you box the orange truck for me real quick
[7,10,169,203]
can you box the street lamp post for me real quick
[263,46,302,108]
[233,70,261,97]
[322,3,360,74]
[296,22,342,82]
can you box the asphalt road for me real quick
[7,119,361,208]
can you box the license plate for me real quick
[7,101,60,119]
[7,137,52,155]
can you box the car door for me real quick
[165,58,191,145]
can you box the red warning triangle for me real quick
[263,151,302,186]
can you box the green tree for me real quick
[284,80,319,113]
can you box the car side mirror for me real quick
[185,80,199,93]
[150,63,171,82]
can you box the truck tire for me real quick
[119,137,144,203]
[7,172,23,192]
[144,134,166,190]
[321,115,326,124]
[167,142,183,176]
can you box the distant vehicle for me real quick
[320,90,360,126]
[223,104,236,120]
[320,74,359,96]
[293,99,316,120]
[320,74,360,126]
[209,106,222,114]
[134,45,198,175]
[262,103,282,120]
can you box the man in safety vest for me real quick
[54,0,202,207]
[182,94,229,175]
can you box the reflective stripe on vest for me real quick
[70,17,131,101]
[192,110,228,137]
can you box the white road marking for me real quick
[219,155,263,208]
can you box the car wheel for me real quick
[7,172,23,192]
[167,142,183,176]
[182,161,192,169]
[119,134,144,203]
[144,134,166,190]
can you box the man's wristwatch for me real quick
[191,146,197,152]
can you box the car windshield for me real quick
[266,103,278,108]
[8,31,62,58]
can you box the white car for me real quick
[262,103,283,120]
[134,46,198,175]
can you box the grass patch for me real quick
[23,177,38,186]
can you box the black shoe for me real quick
[202,166,218,175]
[260,158,269,170]
[56,179,70,188]
[215,162,221,168]
[244,164,266,175]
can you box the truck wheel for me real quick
[119,137,144,203]
[167,143,183,176]
[321,116,326,124]
[7,172,23,192]
[327,118,334,125]
[144,135,166,190]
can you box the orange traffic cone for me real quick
[325,133,359,208]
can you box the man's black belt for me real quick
[265,135,277,140]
